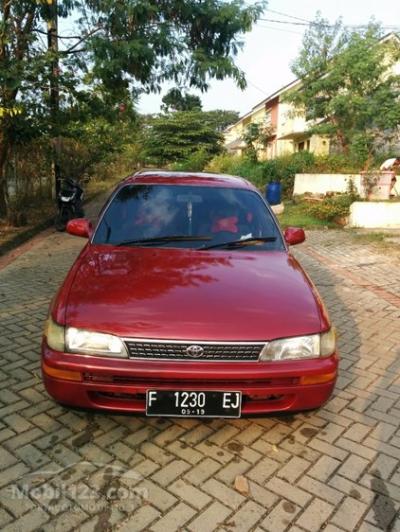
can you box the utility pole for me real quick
[47,0,61,199]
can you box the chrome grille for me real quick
[124,340,264,361]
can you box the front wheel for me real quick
[75,206,85,218]
[55,205,73,232]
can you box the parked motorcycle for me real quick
[55,178,85,232]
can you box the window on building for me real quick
[296,139,311,152]
[263,111,272,127]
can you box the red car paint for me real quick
[42,171,338,415]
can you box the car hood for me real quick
[62,245,327,341]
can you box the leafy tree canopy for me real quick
[143,111,224,165]
[0,0,265,120]
[0,0,266,214]
[204,109,240,131]
[285,14,400,164]
[161,89,202,112]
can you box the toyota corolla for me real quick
[42,171,338,418]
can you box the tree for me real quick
[143,111,223,165]
[285,15,400,165]
[0,0,266,218]
[203,109,240,132]
[161,89,202,112]
[142,106,239,167]
[162,89,239,127]
[243,122,275,161]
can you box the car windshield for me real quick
[93,184,284,251]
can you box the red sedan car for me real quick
[42,171,338,417]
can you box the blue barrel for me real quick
[266,182,281,205]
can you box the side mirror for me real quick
[284,227,305,246]
[66,218,93,238]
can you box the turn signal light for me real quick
[299,371,337,385]
[42,362,82,382]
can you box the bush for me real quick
[170,149,213,172]
[260,151,315,196]
[306,193,359,222]
[230,158,266,186]
[204,154,266,186]
[310,154,360,173]
[204,153,240,174]
[7,196,29,226]
[205,151,316,196]
[204,151,377,199]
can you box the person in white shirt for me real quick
[380,157,400,171]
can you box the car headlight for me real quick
[65,327,127,358]
[44,317,65,352]
[260,329,336,361]
[320,328,336,357]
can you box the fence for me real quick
[5,142,53,201]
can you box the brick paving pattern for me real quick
[1,199,400,531]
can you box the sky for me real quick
[137,0,400,117]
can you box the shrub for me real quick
[306,193,359,222]
[170,149,213,172]
[204,153,240,174]
[310,154,360,173]
[204,151,378,199]
[7,195,30,226]
[205,154,266,186]
[205,151,316,196]
[260,151,315,196]
[230,158,265,186]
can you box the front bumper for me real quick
[42,342,338,415]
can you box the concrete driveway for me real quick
[1,200,400,531]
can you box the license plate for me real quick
[146,390,242,418]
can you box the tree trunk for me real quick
[48,0,61,199]
[362,150,374,172]
[336,129,349,155]
[0,137,10,218]
[331,117,349,155]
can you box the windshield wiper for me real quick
[199,236,277,250]
[116,235,212,247]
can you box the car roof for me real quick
[122,170,255,190]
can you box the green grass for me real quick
[277,201,339,229]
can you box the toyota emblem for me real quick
[186,345,204,358]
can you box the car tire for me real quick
[55,206,73,232]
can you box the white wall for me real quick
[294,174,363,196]
[349,202,400,228]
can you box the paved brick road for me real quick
[1,201,400,531]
